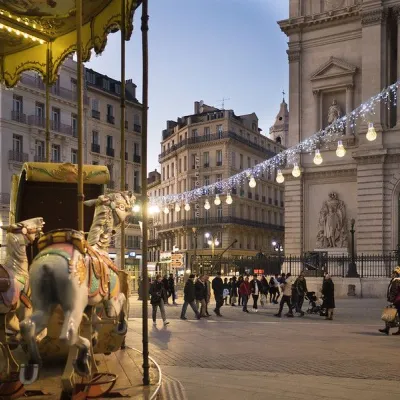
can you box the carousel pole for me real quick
[141,0,150,386]
[120,0,126,269]
[76,0,84,232]
[45,43,51,162]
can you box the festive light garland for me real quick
[148,81,399,212]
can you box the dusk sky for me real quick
[86,0,289,173]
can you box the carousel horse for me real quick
[19,191,134,385]
[0,218,45,382]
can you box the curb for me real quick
[157,374,188,400]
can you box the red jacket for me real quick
[239,281,251,296]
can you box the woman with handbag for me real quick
[321,274,335,320]
[379,267,400,335]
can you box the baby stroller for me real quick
[305,292,326,316]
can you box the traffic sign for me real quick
[171,253,184,268]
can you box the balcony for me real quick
[27,115,45,128]
[51,120,72,136]
[133,154,141,163]
[9,150,28,163]
[216,161,222,167]
[34,155,46,162]
[91,143,100,153]
[11,111,26,123]
[106,147,115,157]
[134,124,141,133]
[92,109,100,119]
[107,114,115,124]
[148,239,161,247]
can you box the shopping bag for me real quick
[381,306,397,322]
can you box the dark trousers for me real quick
[242,295,249,311]
[169,289,176,303]
[278,295,292,315]
[181,301,199,318]
[215,294,224,313]
[238,293,242,305]
[296,294,305,313]
[252,294,259,309]
[270,287,278,302]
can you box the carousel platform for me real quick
[3,346,161,400]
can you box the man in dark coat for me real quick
[293,273,308,316]
[180,274,201,320]
[162,275,169,304]
[149,275,169,326]
[212,271,224,316]
[168,273,177,305]
[195,275,207,317]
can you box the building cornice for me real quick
[361,8,387,27]
[304,167,357,180]
[352,148,387,165]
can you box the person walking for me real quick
[239,275,251,313]
[162,274,169,305]
[274,272,294,318]
[322,274,335,320]
[250,274,262,312]
[168,273,177,305]
[195,275,208,317]
[293,273,308,316]
[204,275,211,316]
[260,275,269,307]
[230,276,238,306]
[269,275,278,304]
[150,275,169,326]
[181,274,201,320]
[379,267,400,335]
[212,271,224,317]
[237,275,244,306]
[223,278,230,305]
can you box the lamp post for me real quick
[192,227,197,274]
[205,232,219,258]
[347,218,359,277]
[272,240,283,271]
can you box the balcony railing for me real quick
[107,114,115,124]
[133,154,141,163]
[106,147,115,157]
[34,155,46,162]
[92,109,100,119]
[91,143,100,153]
[27,115,45,128]
[134,124,141,133]
[9,150,28,163]
[51,119,73,136]
[11,111,26,123]
[216,161,222,166]
[148,239,161,247]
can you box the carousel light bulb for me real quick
[23,33,28,38]
[132,204,140,213]
[249,176,257,188]
[175,203,181,212]
[184,203,190,211]
[366,122,377,141]
[313,149,323,165]
[163,207,169,214]
[0,24,3,29]
[204,199,211,210]
[39,39,44,45]
[15,30,20,36]
[226,193,233,205]
[276,169,285,184]
[214,194,221,206]
[292,163,301,178]
[6,27,11,32]
[336,140,346,157]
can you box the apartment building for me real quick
[0,57,142,268]
[153,101,286,274]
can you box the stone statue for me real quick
[327,99,342,124]
[316,192,348,248]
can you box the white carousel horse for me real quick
[0,218,45,381]
[19,191,134,385]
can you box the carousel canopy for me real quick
[0,0,140,87]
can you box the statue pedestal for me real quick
[314,248,349,257]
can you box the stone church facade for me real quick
[279,0,400,256]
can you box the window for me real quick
[252,122,257,131]
[106,135,113,149]
[203,151,209,167]
[204,175,210,186]
[240,154,243,169]
[231,152,236,169]
[92,98,99,111]
[52,107,60,129]
[102,78,110,91]
[86,71,96,84]
[71,78,77,93]
[191,154,196,169]
[216,124,223,136]
[92,160,99,165]
[71,114,77,137]
[167,165,170,179]
[162,167,165,180]
[35,102,44,124]
[217,205,223,221]
[107,104,113,116]
[191,129,198,138]
[178,158,182,173]
[204,127,210,137]
[13,95,23,113]
[134,171,139,191]
[13,134,23,153]
[35,140,45,161]
[71,149,78,164]
[134,142,140,155]
[184,156,187,171]
[216,150,222,166]
[171,162,175,177]
[115,84,121,95]
[92,130,99,144]
[51,144,61,162]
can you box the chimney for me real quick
[125,79,136,99]
[194,101,200,114]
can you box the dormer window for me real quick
[103,78,110,90]
[115,84,121,94]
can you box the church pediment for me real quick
[311,57,357,81]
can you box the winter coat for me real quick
[294,277,308,296]
[239,281,251,296]
[149,281,166,305]
[195,279,206,301]
[205,280,211,302]
[387,278,400,303]
[184,279,196,303]
[250,279,263,295]
[322,278,335,309]
[212,276,224,297]
[281,276,294,297]
[230,280,238,296]
[168,277,175,292]
[260,277,269,294]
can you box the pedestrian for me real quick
[260,275,269,306]
[195,275,208,317]
[250,274,262,312]
[162,275,169,305]
[321,274,335,320]
[212,271,224,317]
[181,274,201,320]
[204,275,211,316]
[168,273,177,305]
[231,276,238,306]
[379,267,400,335]
[239,275,251,313]
[150,275,169,326]
[293,273,308,316]
[237,275,244,306]
[274,272,294,318]
[223,278,230,305]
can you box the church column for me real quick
[346,85,353,134]
[313,90,320,132]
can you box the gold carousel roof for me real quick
[0,0,140,87]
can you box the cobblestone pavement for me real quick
[126,297,399,399]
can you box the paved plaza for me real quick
[125,296,400,400]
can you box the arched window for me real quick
[276,136,282,144]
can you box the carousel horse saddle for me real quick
[38,229,86,254]
[0,264,11,293]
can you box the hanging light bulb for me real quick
[336,140,346,157]
[175,203,181,212]
[163,206,169,214]
[313,149,323,165]
[276,169,285,184]
[366,122,377,141]
[249,175,257,188]
[132,204,141,213]
[214,194,221,206]
[226,193,233,205]
[204,199,211,210]
[292,164,301,178]
[154,205,160,214]
[184,203,190,211]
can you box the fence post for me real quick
[342,255,345,278]
[361,254,363,278]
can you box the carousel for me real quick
[0,1,155,399]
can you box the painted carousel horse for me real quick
[0,218,45,383]
[19,191,134,386]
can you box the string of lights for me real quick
[147,81,399,214]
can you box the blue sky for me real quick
[86,0,289,172]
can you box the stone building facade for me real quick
[279,0,400,255]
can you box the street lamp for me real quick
[347,218,359,277]
[192,227,198,274]
[205,232,219,258]
[272,240,283,270]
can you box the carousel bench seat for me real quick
[37,229,86,254]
